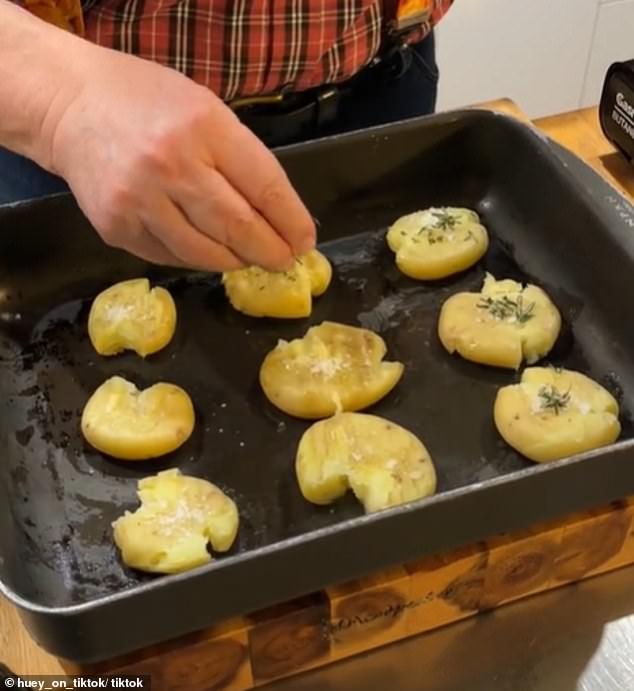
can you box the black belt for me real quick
[230,40,416,147]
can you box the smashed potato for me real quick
[81,376,195,460]
[113,469,239,574]
[222,249,332,318]
[438,273,561,370]
[259,321,404,419]
[494,367,621,463]
[386,207,488,280]
[296,413,436,513]
[88,278,176,357]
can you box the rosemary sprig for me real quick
[538,385,571,415]
[477,295,536,323]
[417,210,458,237]
[431,209,458,231]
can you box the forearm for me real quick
[0,1,88,168]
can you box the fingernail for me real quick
[297,234,316,255]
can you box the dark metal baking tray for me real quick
[2,109,634,663]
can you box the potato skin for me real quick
[88,278,176,357]
[113,468,239,574]
[296,412,436,513]
[81,376,195,460]
[438,274,561,370]
[222,249,332,318]
[386,207,488,280]
[494,367,621,463]
[259,321,404,419]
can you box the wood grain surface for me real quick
[2,99,634,689]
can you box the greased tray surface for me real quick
[2,110,634,662]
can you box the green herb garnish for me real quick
[431,209,458,231]
[417,210,458,237]
[538,385,571,415]
[477,295,536,323]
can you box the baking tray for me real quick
[3,109,634,664]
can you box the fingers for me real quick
[123,226,190,268]
[138,197,246,272]
[175,167,295,272]
[210,114,316,257]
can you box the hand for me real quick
[49,44,316,271]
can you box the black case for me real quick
[600,59,634,162]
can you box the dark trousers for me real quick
[0,33,438,205]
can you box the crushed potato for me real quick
[259,321,404,419]
[494,367,620,463]
[88,278,176,357]
[296,412,436,512]
[387,207,488,280]
[81,376,195,460]
[113,469,238,574]
[438,273,561,369]
[222,249,332,318]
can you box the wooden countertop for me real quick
[2,99,634,679]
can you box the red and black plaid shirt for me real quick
[23,0,452,101]
[83,0,452,100]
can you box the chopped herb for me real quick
[477,294,536,323]
[538,385,571,415]
[465,230,475,242]
[431,209,458,231]
[427,234,444,245]
[294,256,304,266]
[416,210,458,238]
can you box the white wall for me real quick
[582,0,634,106]
[435,0,634,119]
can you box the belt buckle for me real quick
[229,84,293,112]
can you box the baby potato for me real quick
[296,412,436,513]
[438,273,561,370]
[494,367,621,463]
[81,376,195,460]
[259,321,404,419]
[386,207,488,280]
[88,278,176,357]
[222,249,332,318]
[113,468,239,574]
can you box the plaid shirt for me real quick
[23,0,452,101]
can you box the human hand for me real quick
[49,44,316,271]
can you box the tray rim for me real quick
[3,438,634,618]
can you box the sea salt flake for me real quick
[310,358,342,377]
